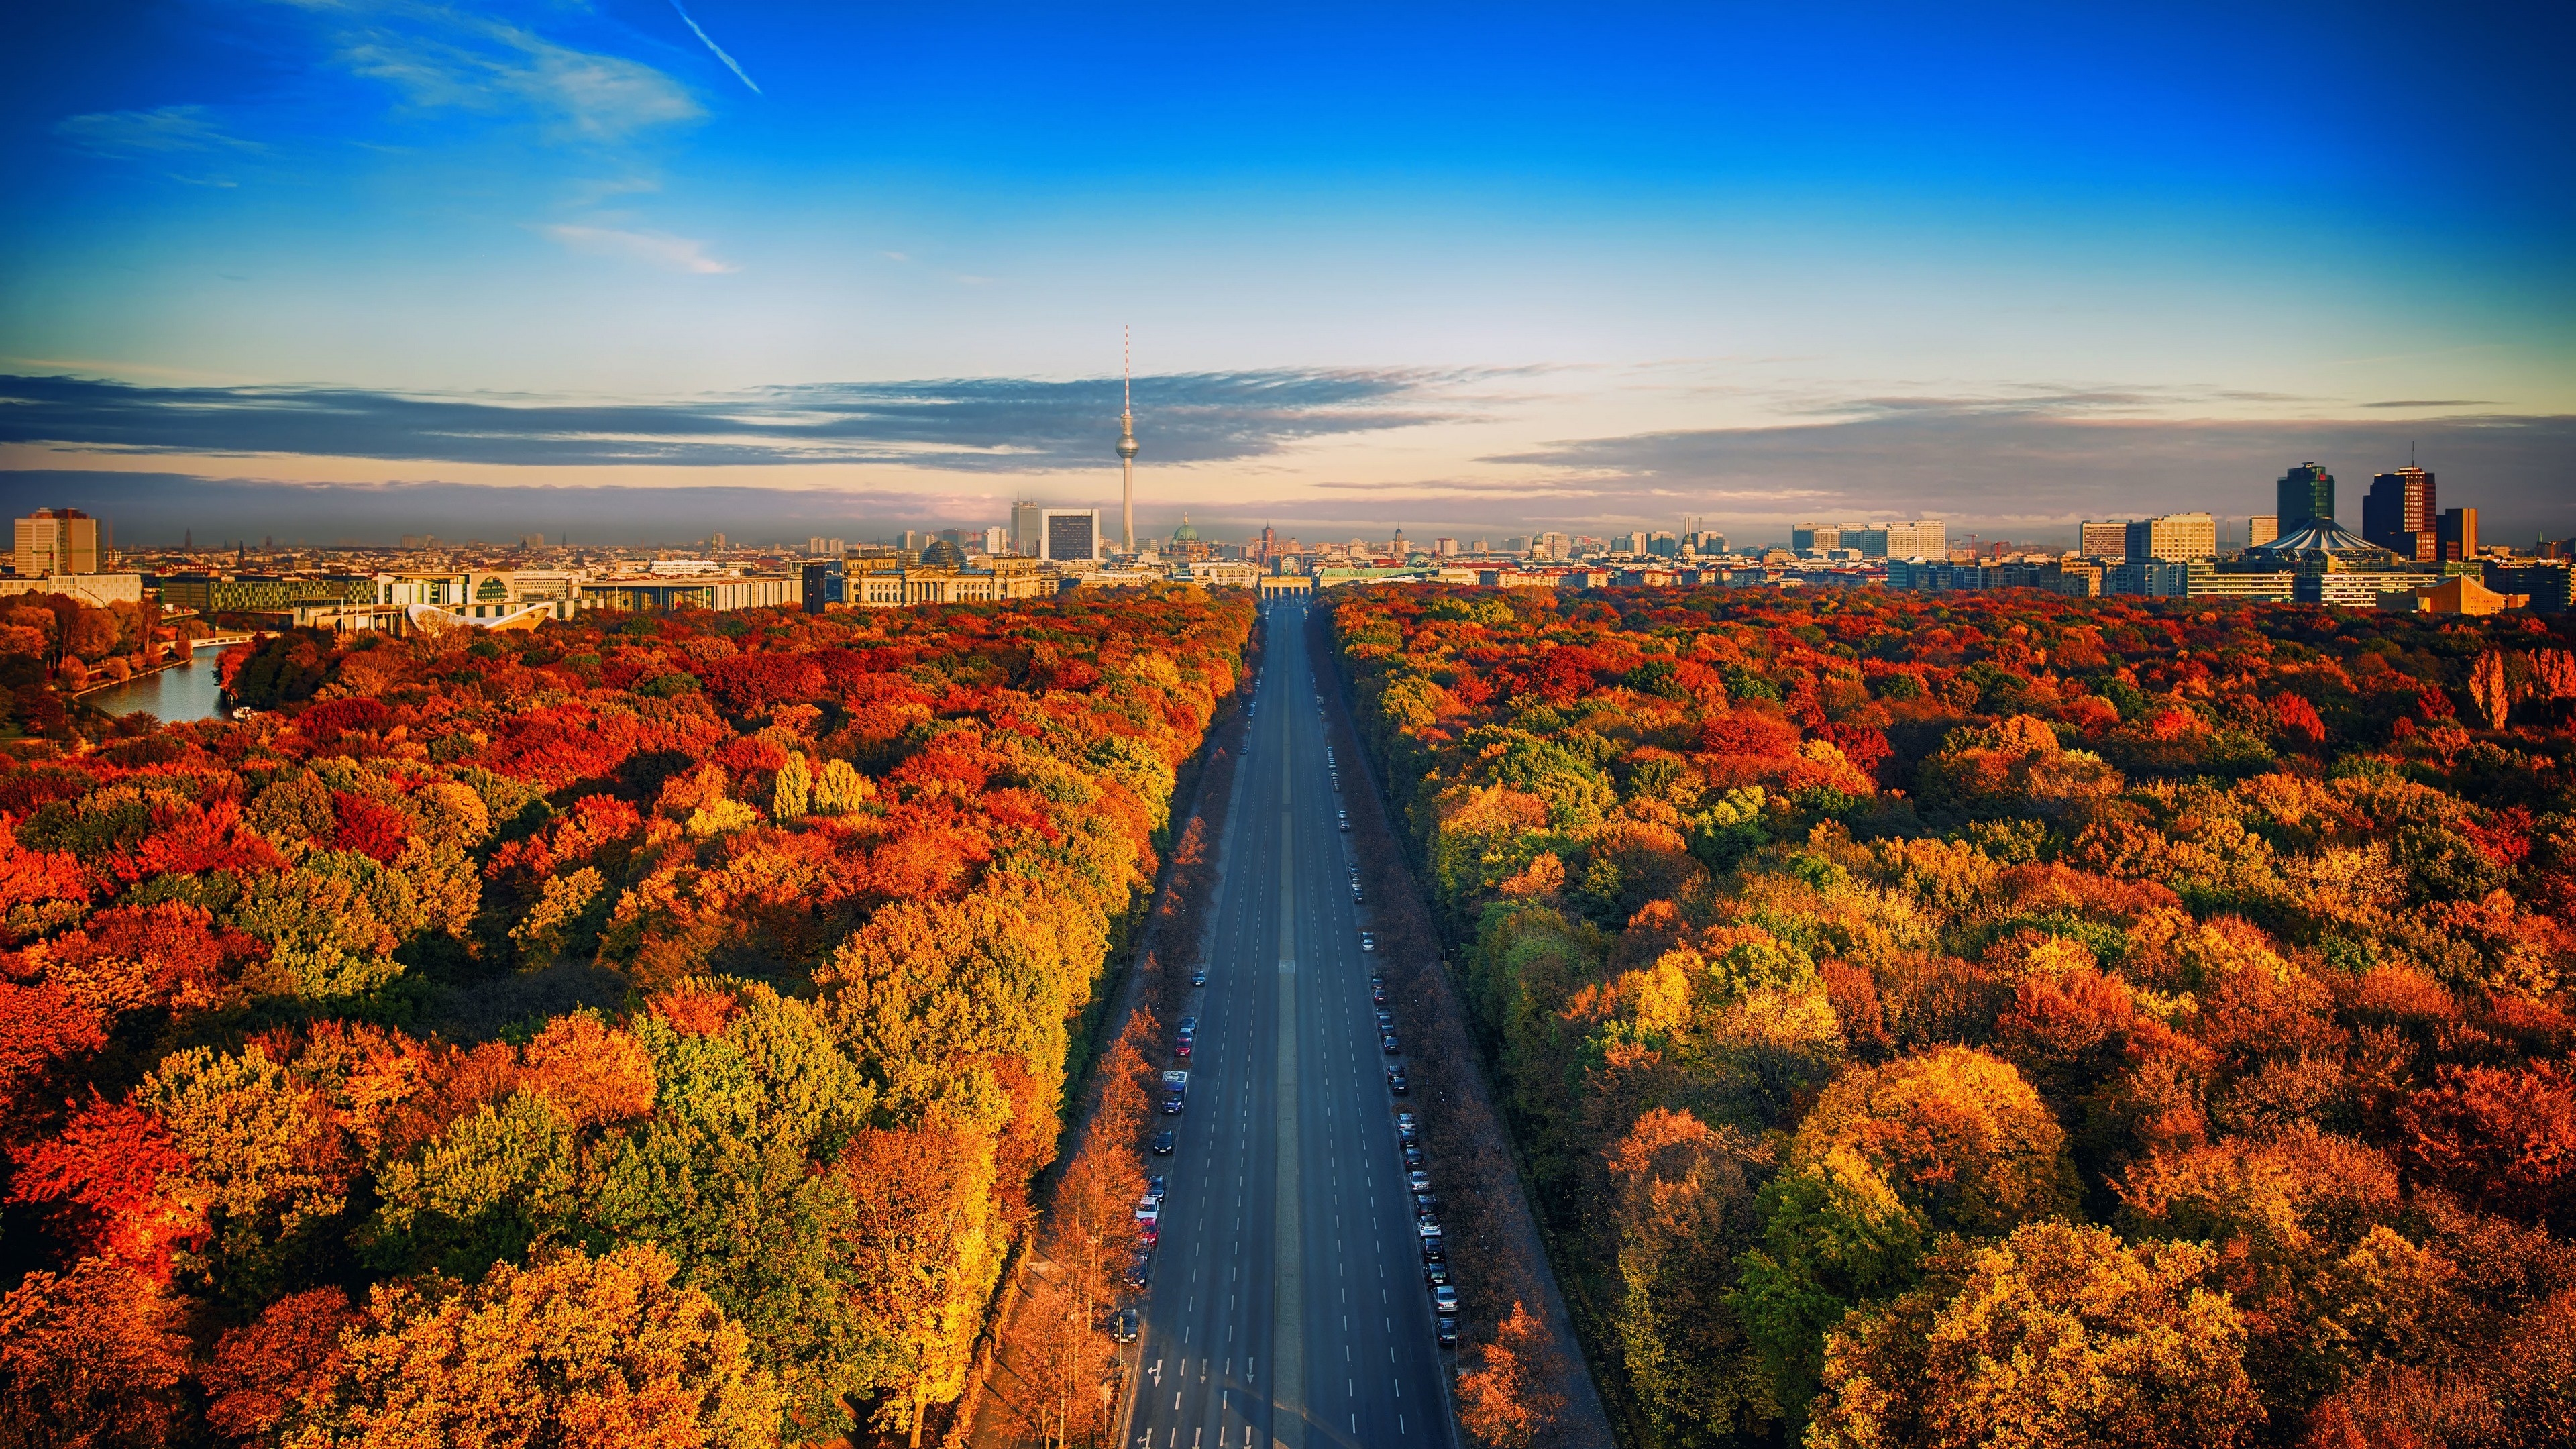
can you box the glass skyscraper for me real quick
[2277,462,2335,531]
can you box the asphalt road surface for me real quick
[1123,600,1456,1449]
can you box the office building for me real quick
[2080,521,2130,560]
[1010,502,1046,557]
[806,537,848,557]
[2363,467,2438,562]
[2106,559,2190,597]
[982,527,1009,555]
[2249,515,2279,548]
[2184,561,2294,601]
[2486,560,2571,614]
[1792,523,1845,553]
[1042,508,1102,564]
[801,559,845,613]
[2436,507,2479,564]
[16,508,108,576]
[2124,513,2217,564]
[2277,462,2335,532]
[708,533,728,553]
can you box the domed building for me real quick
[1169,515,1211,561]
[919,537,966,570]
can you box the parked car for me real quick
[1179,1016,1197,1032]
[1127,1254,1152,1288]
[1359,932,1375,951]
[1112,1309,1139,1343]
[1421,1234,1445,1263]
[1191,968,1207,987]
[1173,1035,1191,1058]
[1433,1285,1460,1316]
[1152,1130,1175,1155]
[1424,1267,1452,1291]
[1371,987,1388,1005]
[1436,1316,1458,1348]
[1144,1174,1166,1203]
[1403,1144,1424,1169]
[1161,1091,1185,1114]
[1409,1170,1432,1194]
[1388,1070,1409,1094]
[1383,1035,1401,1055]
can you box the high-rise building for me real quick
[1042,509,1101,564]
[2277,462,2335,531]
[2363,467,2438,562]
[1854,521,1947,559]
[1010,501,1045,557]
[982,526,1009,555]
[2249,515,2279,548]
[1433,537,1459,557]
[709,532,728,553]
[1792,523,1845,553]
[2123,512,2216,564]
[15,508,108,576]
[1116,328,1139,554]
[2437,507,2479,564]
[2079,521,2130,559]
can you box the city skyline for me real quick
[5,2,2573,543]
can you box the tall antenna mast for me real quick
[1116,325,1140,556]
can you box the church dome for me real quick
[1172,515,1200,543]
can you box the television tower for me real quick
[1116,326,1139,554]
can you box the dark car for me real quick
[1112,1309,1139,1343]
[1152,1130,1175,1155]
[1403,1145,1424,1169]
[1371,988,1388,1006]
[1375,1009,1393,1028]
[1383,1035,1401,1055]
[1179,1016,1197,1032]
[1161,1091,1185,1114]
[1191,969,1207,987]
[1144,1174,1166,1203]
[1437,1316,1459,1348]
[1388,1071,1409,1095]
[1421,1234,1444,1263]
[1127,1254,1152,1288]
[1424,1267,1452,1291]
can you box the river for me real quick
[80,642,232,724]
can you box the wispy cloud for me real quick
[323,6,702,143]
[52,105,263,158]
[665,0,761,94]
[2363,399,2491,409]
[0,369,1458,471]
[539,224,737,274]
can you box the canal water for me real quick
[81,642,232,724]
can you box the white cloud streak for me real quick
[539,224,737,274]
[665,0,762,95]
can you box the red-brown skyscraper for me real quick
[2363,466,2437,562]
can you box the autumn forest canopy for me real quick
[1330,584,2576,1449]
[0,588,1254,1447]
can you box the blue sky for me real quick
[3,1,2570,546]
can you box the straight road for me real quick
[1124,600,1455,1449]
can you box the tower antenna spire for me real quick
[1116,325,1139,555]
